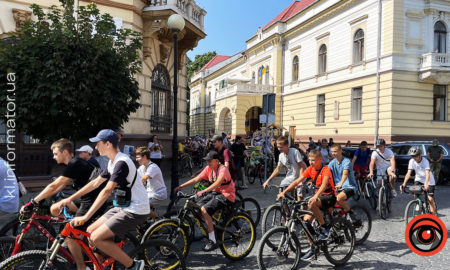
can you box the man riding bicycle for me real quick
[328,144,358,213]
[277,149,336,260]
[174,151,235,252]
[367,138,397,197]
[400,146,437,215]
[263,136,307,200]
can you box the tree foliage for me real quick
[187,51,216,82]
[0,0,142,141]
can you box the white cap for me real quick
[76,145,93,154]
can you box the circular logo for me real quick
[405,214,447,256]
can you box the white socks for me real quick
[208,231,216,243]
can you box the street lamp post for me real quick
[168,14,185,200]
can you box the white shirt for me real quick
[138,162,167,200]
[408,157,435,185]
[278,148,304,187]
[108,152,150,215]
[371,148,394,172]
[317,146,331,164]
[148,142,162,159]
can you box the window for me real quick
[318,44,327,74]
[317,94,325,124]
[292,56,299,82]
[353,29,364,64]
[265,66,270,85]
[258,66,264,84]
[150,64,171,133]
[433,85,447,121]
[219,80,227,89]
[351,87,362,121]
[434,21,447,53]
[252,72,256,84]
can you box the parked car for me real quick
[342,147,359,160]
[388,141,450,184]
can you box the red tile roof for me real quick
[263,0,317,30]
[200,55,231,71]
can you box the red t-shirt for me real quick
[302,165,335,196]
[198,164,235,202]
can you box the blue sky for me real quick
[187,0,296,60]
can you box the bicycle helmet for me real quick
[376,138,386,146]
[407,146,422,156]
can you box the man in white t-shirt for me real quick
[61,129,149,270]
[263,136,307,200]
[368,138,397,197]
[400,146,437,215]
[135,146,167,219]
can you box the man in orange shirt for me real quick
[278,149,336,259]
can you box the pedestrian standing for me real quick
[427,139,444,184]
[230,136,248,189]
[148,135,163,168]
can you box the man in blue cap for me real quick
[60,129,149,270]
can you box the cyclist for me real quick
[174,151,235,252]
[328,144,358,213]
[212,134,237,182]
[20,138,108,270]
[135,146,167,219]
[352,140,371,179]
[400,146,437,215]
[263,136,307,200]
[250,146,263,167]
[60,129,150,270]
[278,149,336,260]
[367,138,397,197]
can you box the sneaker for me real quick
[203,239,218,251]
[301,248,314,260]
[319,227,330,240]
[415,204,420,211]
[127,259,144,270]
[391,189,397,198]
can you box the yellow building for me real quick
[0,0,206,176]
[189,0,450,145]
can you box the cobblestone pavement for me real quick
[176,175,450,270]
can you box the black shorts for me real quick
[76,202,110,230]
[319,194,337,210]
[414,182,435,197]
[339,188,355,199]
[197,192,231,216]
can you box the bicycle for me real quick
[143,191,256,260]
[257,199,355,269]
[178,152,193,178]
[365,175,378,210]
[403,185,436,226]
[0,207,186,270]
[378,173,393,219]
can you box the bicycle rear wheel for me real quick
[404,200,423,226]
[240,198,261,227]
[132,239,186,270]
[378,187,388,219]
[323,217,355,266]
[0,236,33,262]
[257,226,301,270]
[219,213,256,261]
[0,249,71,270]
[247,167,256,184]
[347,205,371,245]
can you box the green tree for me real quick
[186,51,216,135]
[0,0,142,141]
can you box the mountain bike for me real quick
[0,207,186,270]
[403,185,437,226]
[365,176,378,210]
[378,174,393,219]
[143,191,256,260]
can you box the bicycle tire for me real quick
[0,235,33,262]
[257,226,301,270]
[261,204,286,236]
[347,205,371,245]
[366,183,377,210]
[323,217,355,266]
[0,214,20,236]
[219,213,256,261]
[141,219,190,257]
[0,249,71,270]
[404,200,423,226]
[378,187,388,219]
[353,181,361,201]
[240,198,261,227]
[129,239,186,270]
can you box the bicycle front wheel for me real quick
[141,219,190,257]
[0,236,33,262]
[347,205,372,245]
[261,204,286,236]
[0,250,71,270]
[257,226,301,270]
[132,239,186,270]
[404,200,423,226]
[219,213,256,261]
[240,198,261,227]
[366,183,377,210]
[378,187,388,219]
[323,217,355,266]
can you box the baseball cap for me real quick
[75,145,93,154]
[89,129,119,145]
[212,135,222,143]
[203,151,220,161]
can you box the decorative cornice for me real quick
[80,0,142,16]
[12,8,32,32]
[348,14,368,25]
[315,31,330,41]
[289,44,302,52]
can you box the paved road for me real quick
[175,175,450,269]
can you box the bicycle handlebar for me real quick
[176,191,197,200]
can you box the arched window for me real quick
[292,56,299,81]
[150,64,171,133]
[318,44,327,74]
[434,21,447,53]
[252,71,256,84]
[265,66,270,85]
[353,29,364,64]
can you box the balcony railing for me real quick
[145,0,205,31]
[420,52,450,71]
[216,83,274,100]
[150,115,172,133]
